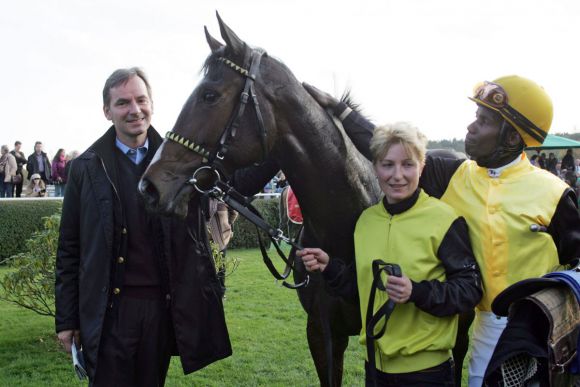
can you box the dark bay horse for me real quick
[139,14,380,386]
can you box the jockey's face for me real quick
[465,106,502,163]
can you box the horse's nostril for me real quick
[139,178,159,207]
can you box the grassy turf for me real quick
[0,248,469,386]
[0,249,364,386]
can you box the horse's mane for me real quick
[340,89,365,117]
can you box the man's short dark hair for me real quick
[15,141,21,146]
[35,141,42,146]
[103,67,152,108]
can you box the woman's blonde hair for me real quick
[370,122,428,164]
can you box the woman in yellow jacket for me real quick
[298,123,482,386]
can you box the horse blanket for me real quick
[286,186,303,224]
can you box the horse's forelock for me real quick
[201,51,222,75]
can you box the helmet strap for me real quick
[475,121,524,168]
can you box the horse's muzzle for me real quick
[138,177,160,209]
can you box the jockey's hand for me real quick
[302,82,340,110]
[57,329,81,354]
[385,275,412,304]
[297,247,330,273]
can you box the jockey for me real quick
[303,75,580,387]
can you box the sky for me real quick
[1,0,579,158]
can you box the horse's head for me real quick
[140,14,282,217]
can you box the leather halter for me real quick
[165,48,269,167]
[165,48,309,290]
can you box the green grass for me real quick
[0,248,469,386]
[0,249,364,386]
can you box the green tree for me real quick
[0,214,60,317]
[428,138,466,154]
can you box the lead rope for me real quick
[208,179,309,289]
[365,261,402,386]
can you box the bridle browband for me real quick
[165,48,309,290]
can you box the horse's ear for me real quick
[204,26,223,53]
[216,11,245,57]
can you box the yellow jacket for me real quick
[355,191,459,373]
[441,155,568,311]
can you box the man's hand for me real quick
[297,247,330,272]
[57,329,81,353]
[385,275,413,304]
[302,82,340,110]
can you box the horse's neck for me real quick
[272,94,379,247]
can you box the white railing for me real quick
[254,192,281,200]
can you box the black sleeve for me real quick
[321,257,359,304]
[409,217,482,317]
[229,157,281,197]
[334,102,374,161]
[547,188,580,265]
[419,156,465,199]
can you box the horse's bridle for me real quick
[165,48,269,169]
[165,48,309,290]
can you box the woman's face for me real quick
[374,143,424,204]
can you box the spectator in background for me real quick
[64,150,80,179]
[547,152,558,175]
[24,173,46,197]
[10,141,27,197]
[530,154,538,166]
[51,148,67,197]
[538,152,547,169]
[561,148,575,172]
[555,161,564,179]
[26,141,51,184]
[0,145,17,197]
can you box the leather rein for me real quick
[165,49,309,289]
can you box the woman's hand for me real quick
[297,248,330,273]
[385,275,413,304]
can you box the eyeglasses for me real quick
[472,81,547,144]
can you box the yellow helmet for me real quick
[469,75,553,147]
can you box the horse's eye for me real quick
[202,91,219,104]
